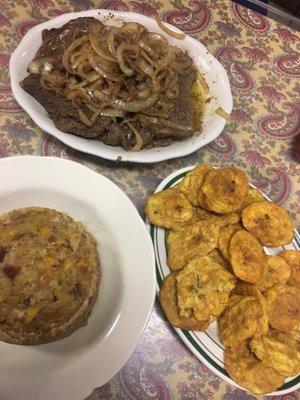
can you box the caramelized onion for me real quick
[88,53,123,81]
[119,22,145,40]
[138,39,156,58]
[140,49,157,67]
[125,120,144,151]
[100,109,125,118]
[77,108,94,126]
[112,92,159,112]
[89,23,117,62]
[92,88,107,101]
[107,27,117,55]
[116,43,139,76]
[197,73,209,94]
[137,88,151,99]
[62,35,89,72]
[137,59,154,76]
[215,107,230,120]
[173,60,192,74]
[28,57,54,74]
[30,19,200,151]
[154,15,186,40]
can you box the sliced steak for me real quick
[21,74,110,138]
[36,17,104,60]
[144,138,172,148]
[138,70,197,140]
[101,122,154,148]
[54,116,110,139]
[21,74,78,119]
[101,123,122,146]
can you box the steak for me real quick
[20,17,200,149]
[21,74,110,138]
[138,70,198,140]
[36,17,104,60]
[101,123,154,147]
[101,123,122,146]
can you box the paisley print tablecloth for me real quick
[1,0,300,399]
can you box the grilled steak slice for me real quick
[21,74,110,138]
[138,70,198,140]
[36,17,104,60]
[101,123,122,146]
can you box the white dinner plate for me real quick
[147,166,300,396]
[10,9,232,163]
[0,155,155,400]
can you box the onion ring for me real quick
[112,92,159,112]
[154,15,186,40]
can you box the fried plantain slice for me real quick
[289,323,300,342]
[264,284,300,332]
[231,280,263,297]
[194,209,240,227]
[228,229,265,283]
[230,282,269,338]
[167,221,220,271]
[242,202,294,247]
[159,273,210,331]
[217,213,241,227]
[279,250,300,288]
[146,187,193,229]
[239,188,266,210]
[208,249,231,270]
[172,207,209,229]
[225,340,285,395]
[176,256,235,322]
[176,256,236,296]
[190,207,214,221]
[218,224,242,261]
[197,188,211,210]
[171,208,239,231]
[219,288,268,349]
[251,330,300,377]
[255,255,291,292]
[192,291,229,322]
[177,164,213,206]
[201,167,249,214]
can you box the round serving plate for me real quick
[0,156,155,400]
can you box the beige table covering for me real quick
[0,0,299,398]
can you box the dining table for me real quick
[1,0,300,399]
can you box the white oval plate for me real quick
[0,156,155,400]
[10,9,232,163]
[147,166,300,396]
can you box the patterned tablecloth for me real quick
[1,0,300,399]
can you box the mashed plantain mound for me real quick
[0,207,100,345]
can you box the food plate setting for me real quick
[146,165,300,396]
[10,9,232,163]
[3,3,300,400]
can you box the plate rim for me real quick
[0,155,156,399]
[146,165,300,396]
[9,9,233,163]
